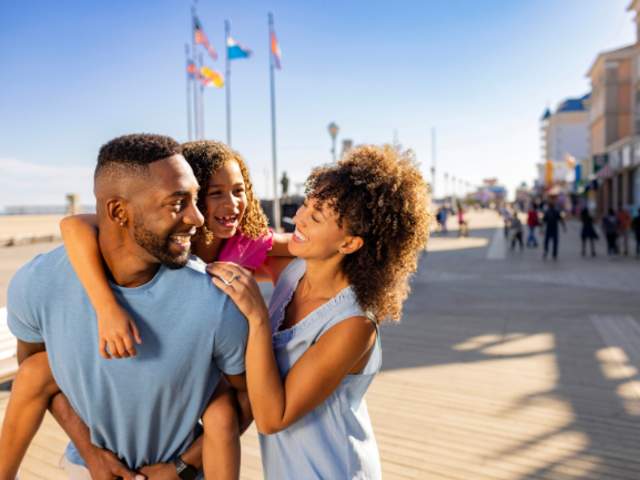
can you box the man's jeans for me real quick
[527,226,538,247]
[544,232,558,258]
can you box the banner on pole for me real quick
[200,66,224,88]
[194,15,218,61]
[271,31,281,69]
[227,36,252,59]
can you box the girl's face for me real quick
[204,160,247,239]
[289,197,351,260]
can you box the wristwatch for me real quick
[173,456,199,480]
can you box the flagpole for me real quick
[225,20,232,146]
[268,12,281,231]
[431,127,437,198]
[185,44,193,141]
[199,52,205,139]
[191,5,201,139]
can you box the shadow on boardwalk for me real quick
[378,224,640,479]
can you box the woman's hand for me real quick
[207,262,269,325]
[97,304,142,360]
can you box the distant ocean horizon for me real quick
[0,205,96,216]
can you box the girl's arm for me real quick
[209,263,376,435]
[268,232,293,257]
[60,214,141,359]
[254,232,294,284]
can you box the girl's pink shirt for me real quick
[217,229,274,270]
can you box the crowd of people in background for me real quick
[435,198,640,260]
[502,201,640,261]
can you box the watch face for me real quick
[182,466,199,480]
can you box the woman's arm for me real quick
[60,214,141,359]
[208,263,376,435]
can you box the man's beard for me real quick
[133,217,190,269]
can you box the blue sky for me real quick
[0,0,636,209]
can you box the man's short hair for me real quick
[94,133,182,180]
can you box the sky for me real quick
[0,0,636,209]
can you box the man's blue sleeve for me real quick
[6,266,43,344]
[213,299,248,376]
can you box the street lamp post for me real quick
[328,122,339,162]
[444,172,449,200]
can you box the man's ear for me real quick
[105,197,129,227]
[339,235,364,255]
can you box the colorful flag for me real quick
[186,60,197,79]
[227,36,252,60]
[193,15,218,61]
[200,66,224,88]
[271,31,281,69]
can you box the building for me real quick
[585,1,640,216]
[538,94,590,192]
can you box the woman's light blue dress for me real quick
[260,259,382,480]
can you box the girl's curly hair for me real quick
[182,140,269,239]
[305,145,431,323]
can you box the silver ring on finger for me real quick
[221,272,239,286]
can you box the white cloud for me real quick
[0,158,94,209]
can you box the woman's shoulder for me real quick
[273,258,305,290]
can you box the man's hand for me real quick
[85,447,145,480]
[139,462,180,480]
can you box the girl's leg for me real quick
[202,382,241,480]
[0,352,59,479]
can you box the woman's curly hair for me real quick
[305,145,431,323]
[182,140,269,239]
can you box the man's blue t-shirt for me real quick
[7,246,247,469]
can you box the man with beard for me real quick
[4,134,247,479]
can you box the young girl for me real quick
[0,140,289,480]
[208,145,430,478]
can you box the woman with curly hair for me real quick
[209,144,430,479]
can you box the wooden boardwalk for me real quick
[2,211,640,479]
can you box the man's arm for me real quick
[16,341,140,480]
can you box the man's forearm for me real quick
[48,392,98,464]
[180,434,203,469]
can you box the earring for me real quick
[202,225,215,245]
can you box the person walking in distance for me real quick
[542,201,566,260]
[456,201,468,237]
[602,208,619,256]
[631,208,640,257]
[510,210,524,251]
[580,207,598,257]
[526,204,539,248]
[617,207,632,256]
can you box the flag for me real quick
[271,31,281,69]
[200,66,224,88]
[227,36,252,60]
[193,15,218,61]
[186,60,197,79]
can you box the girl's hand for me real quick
[97,304,142,359]
[207,262,269,324]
